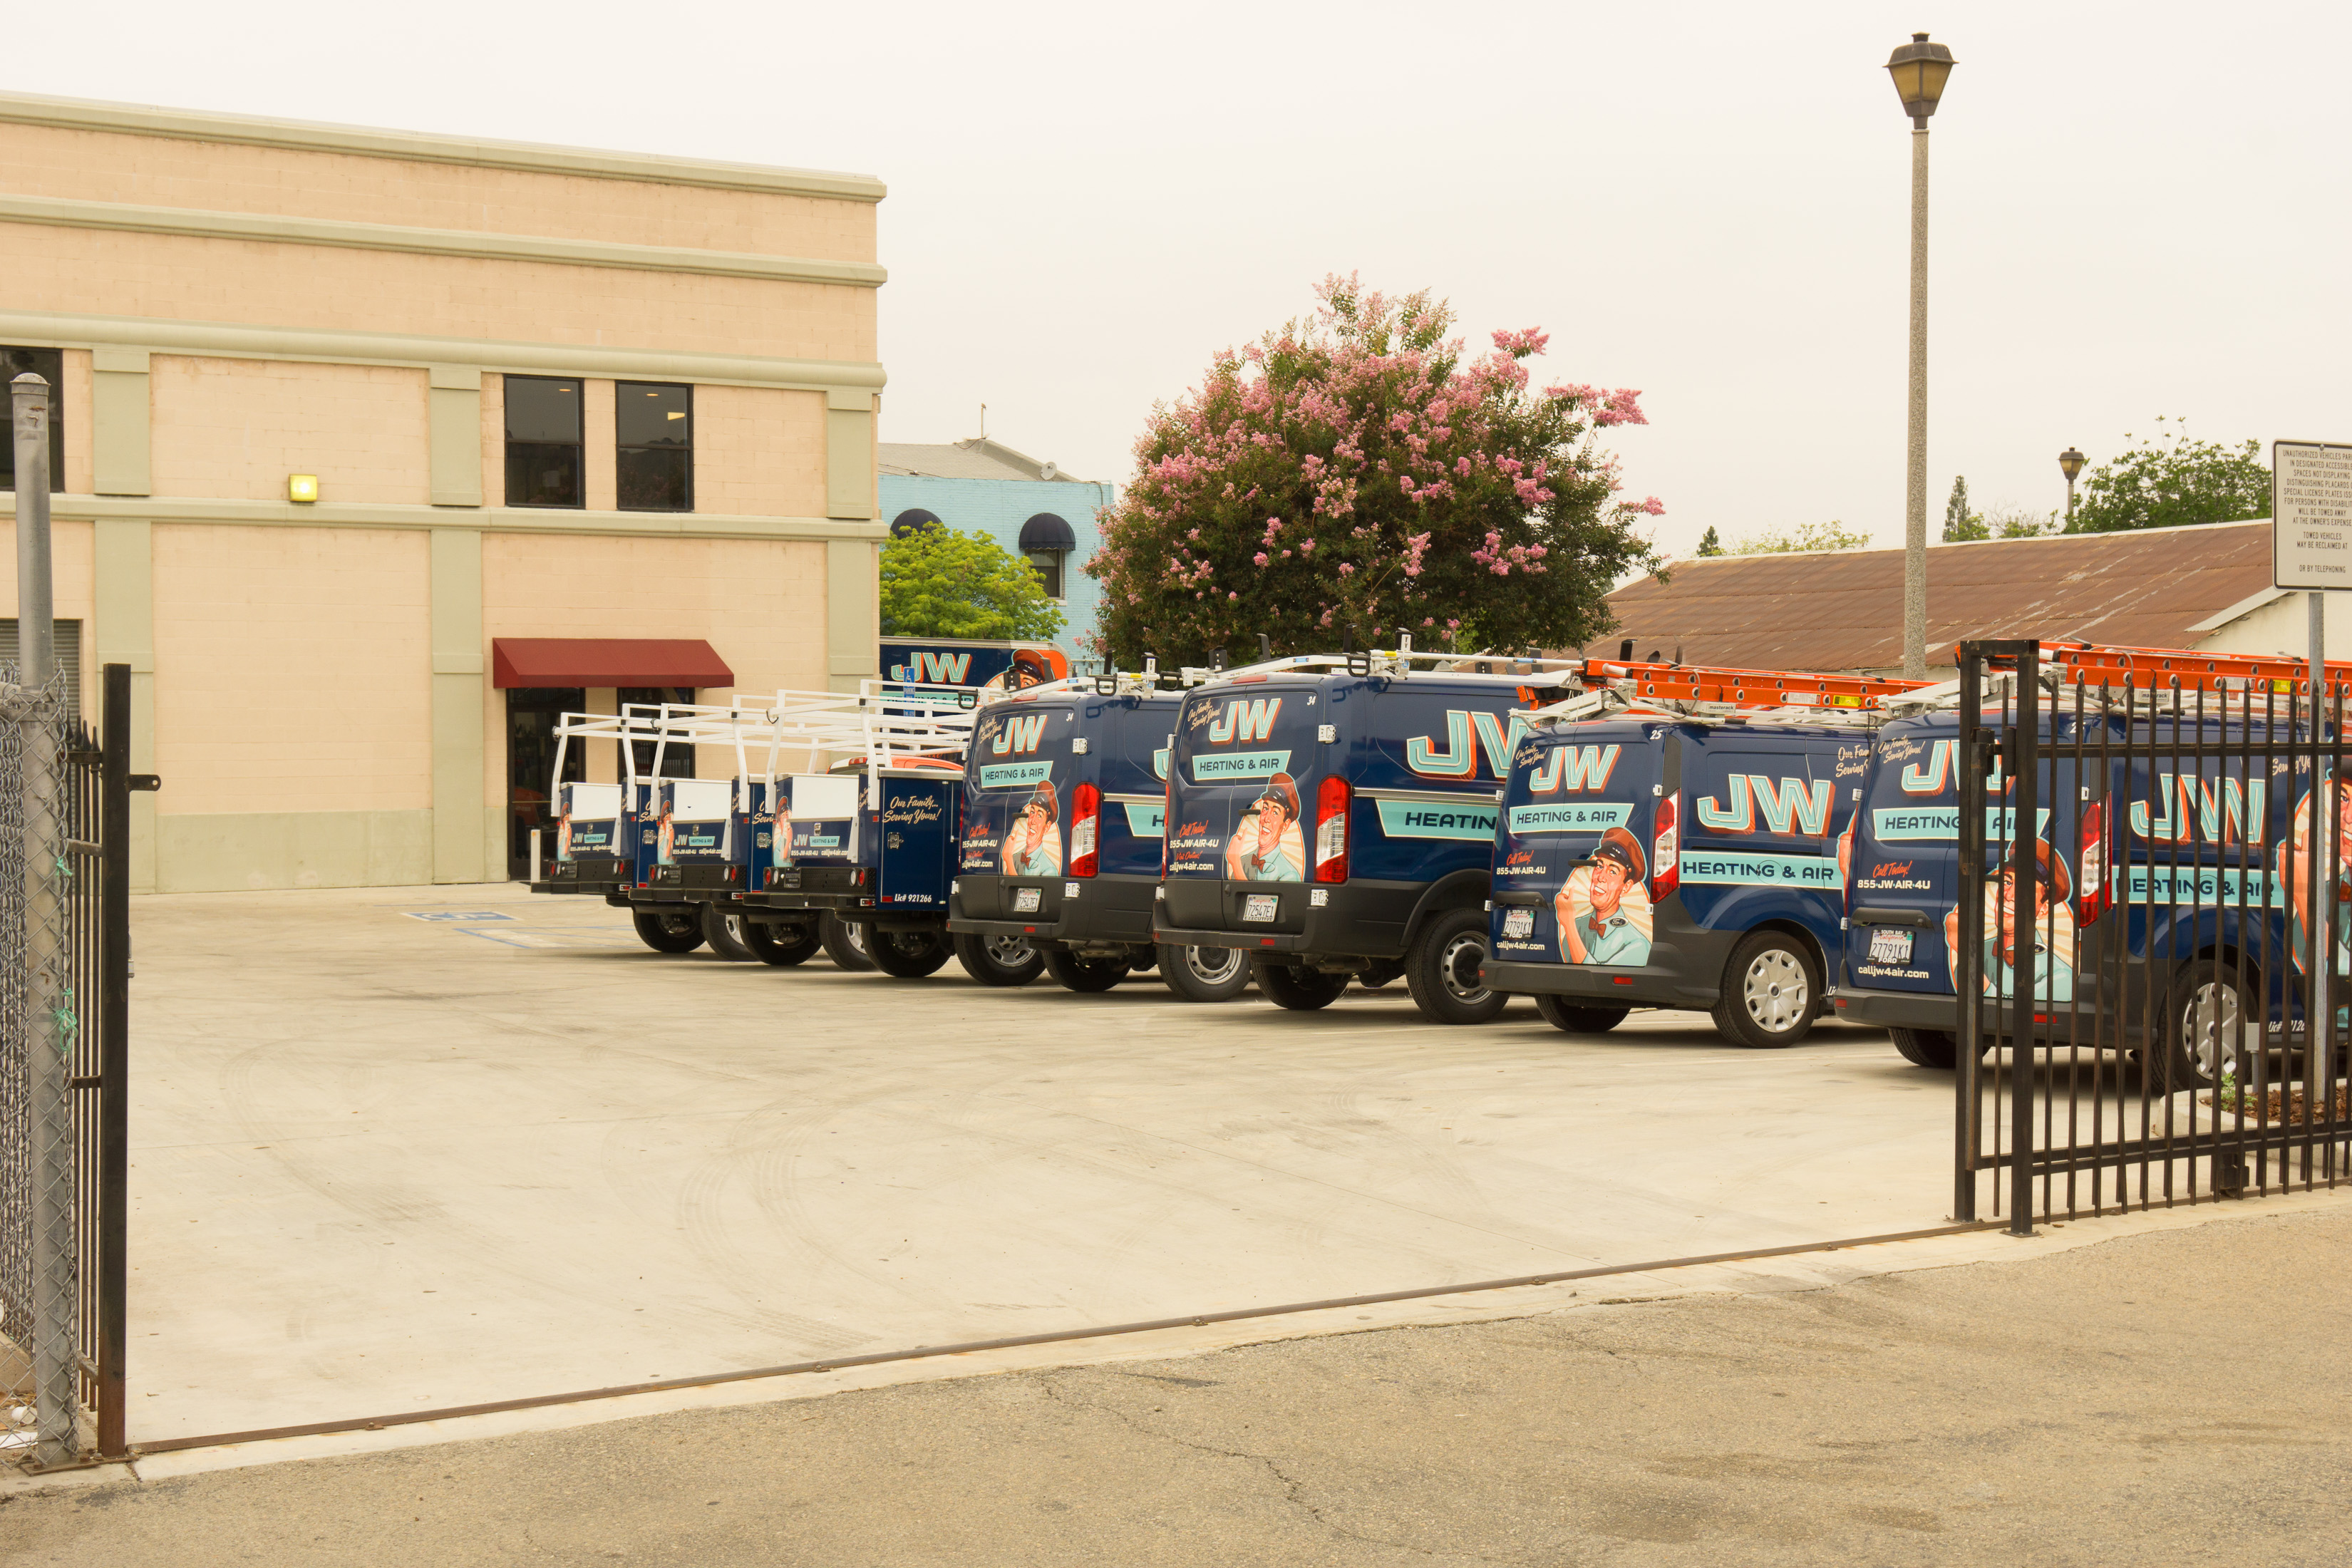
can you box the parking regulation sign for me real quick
[2274,440,2352,589]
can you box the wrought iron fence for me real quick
[0,664,131,1466]
[1956,641,2351,1230]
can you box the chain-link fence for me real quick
[0,666,127,1469]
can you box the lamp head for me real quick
[1885,32,1956,125]
[2058,447,2087,483]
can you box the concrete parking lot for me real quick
[128,882,1957,1445]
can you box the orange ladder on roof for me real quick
[1577,659,1937,710]
[2003,640,2352,697]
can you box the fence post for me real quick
[14,373,77,1465]
[2006,644,2041,1237]
[96,664,130,1458]
[1955,649,1983,1222]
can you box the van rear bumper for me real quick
[1481,959,1717,1006]
[1151,879,1420,959]
[950,873,1157,949]
[1827,983,1961,1031]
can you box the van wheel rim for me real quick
[2184,981,2252,1082]
[844,924,868,954]
[664,914,696,937]
[985,935,1032,967]
[724,917,746,945]
[1439,932,1490,1004]
[1186,947,1244,984]
[1743,951,1807,1033]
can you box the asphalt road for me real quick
[13,1202,2346,1566]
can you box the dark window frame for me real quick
[1026,549,1067,602]
[504,375,585,509]
[1,347,66,494]
[615,381,693,513]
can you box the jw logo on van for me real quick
[1523,744,1621,794]
[2132,775,2266,845]
[890,651,974,684]
[1207,698,1282,744]
[1408,710,1535,780]
[989,714,1049,755]
[1696,775,1834,837]
[1899,738,1957,795]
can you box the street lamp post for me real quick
[2058,446,2086,530]
[1886,32,1956,679]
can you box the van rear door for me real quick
[1492,722,1661,965]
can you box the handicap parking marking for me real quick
[402,910,518,923]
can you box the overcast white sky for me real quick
[14,1,2348,559]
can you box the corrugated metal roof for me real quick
[877,438,1089,483]
[1599,520,2276,670]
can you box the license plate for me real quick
[1243,893,1279,923]
[1868,927,1915,964]
[1502,908,1535,940]
[1013,886,1042,914]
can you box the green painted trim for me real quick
[91,361,150,496]
[430,532,488,886]
[91,346,149,374]
[0,194,887,288]
[428,384,483,507]
[93,519,156,892]
[0,309,886,393]
[0,90,887,202]
[153,808,434,892]
[0,492,887,543]
[825,538,877,696]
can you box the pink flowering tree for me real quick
[1086,275,1662,666]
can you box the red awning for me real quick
[491,638,735,689]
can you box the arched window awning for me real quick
[1019,512,1076,552]
[891,508,942,537]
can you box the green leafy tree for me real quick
[2068,418,2269,533]
[1942,475,1986,541]
[1695,525,1723,557]
[1728,519,1872,555]
[1086,276,1661,664]
[1983,502,2059,539]
[879,524,1066,641]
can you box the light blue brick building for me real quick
[877,437,1113,666]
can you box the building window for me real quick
[0,347,65,492]
[620,686,698,780]
[1019,512,1077,602]
[617,382,691,512]
[505,376,583,507]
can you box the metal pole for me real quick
[1902,125,1931,679]
[13,372,75,1465]
[2008,643,2040,1237]
[2311,592,2332,1102]
[96,663,130,1458]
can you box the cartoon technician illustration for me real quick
[1225,772,1305,882]
[1001,780,1063,876]
[1946,837,2073,1001]
[2287,774,2352,980]
[1557,826,1652,966]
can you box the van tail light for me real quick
[1161,777,1172,877]
[1314,775,1351,883]
[1071,783,1101,877]
[1651,793,1679,900]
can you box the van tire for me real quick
[1251,956,1348,1011]
[1712,931,1820,1048]
[700,905,755,961]
[1043,949,1128,993]
[1159,944,1251,1003]
[742,919,822,967]
[1405,908,1507,1025]
[2155,958,2264,1092]
[632,909,705,954]
[870,927,951,979]
[1535,995,1628,1034]
[820,913,876,972]
[954,931,1045,987]
[1889,1027,1959,1069]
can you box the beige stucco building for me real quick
[0,91,887,892]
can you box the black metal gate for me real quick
[1956,641,2351,1232]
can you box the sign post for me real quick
[2274,440,2352,1103]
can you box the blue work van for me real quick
[1829,691,2328,1090]
[947,679,1250,999]
[1152,653,1570,1021]
[1483,713,1869,1046]
[880,637,1068,694]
